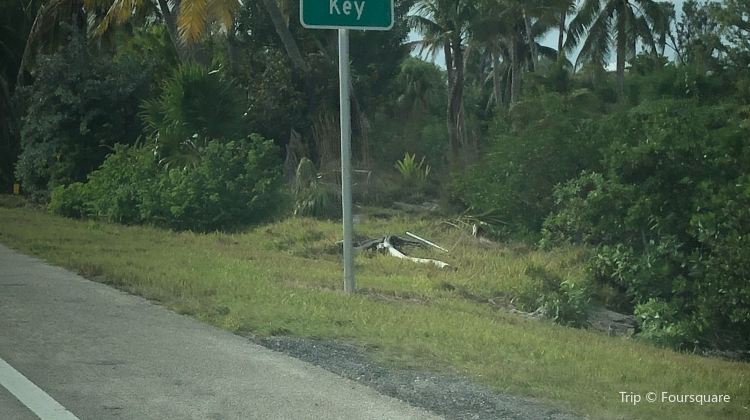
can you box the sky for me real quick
[410,0,687,68]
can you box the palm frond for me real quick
[565,0,604,52]
[208,0,240,33]
[177,0,209,44]
[408,13,445,38]
[91,0,146,36]
[575,1,616,69]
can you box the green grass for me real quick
[0,202,748,419]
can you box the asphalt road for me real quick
[0,244,439,420]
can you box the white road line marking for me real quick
[0,357,79,420]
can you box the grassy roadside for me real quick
[0,202,748,419]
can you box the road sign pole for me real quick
[339,28,355,293]
[302,0,393,293]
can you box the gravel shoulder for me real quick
[257,335,582,420]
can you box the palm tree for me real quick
[566,0,665,101]
[395,58,446,114]
[16,0,86,85]
[647,1,675,57]
[469,1,511,108]
[470,0,560,106]
[533,0,577,63]
[87,0,309,72]
[85,0,236,57]
[410,0,475,165]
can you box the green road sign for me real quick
[301,0,394,30]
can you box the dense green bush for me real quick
[514,264,591,327]
[453,93,606,237]
[370,58,448,169]
[543,100,750,349]
[49,182,89,219]
[79,144,162,224]
[50,135,284,232]
[539,280,592,328]
[158,137,283,231]
[15,32,155,200]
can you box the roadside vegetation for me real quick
[2,0,750,418]
[1,202,748,419]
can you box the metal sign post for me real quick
[338,28,355,293]
[301,0,393,293]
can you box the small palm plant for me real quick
[292,158,340,218]
[140,64,244,169]
[395,152,431,191]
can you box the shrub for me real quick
[15,31,155,200]
[543,100,750,349]
[79,145,160,224]
[540,172,632,246]
[49,182,90,219]
[50,135,284,232]
[514,264,591,327]
[634,299,700,349]
[453,93,606,237]
[156,137,283,231]
[538,280,591,328]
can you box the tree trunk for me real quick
[156,0,200,62]
[17,1,91,85]
[616,15,626,101]
[16,3,45,86]
[492,50,503,108]
[444,42,454,91]
[157,0,179,49]
[444,41,458,165]
[226,30,241,74]
[523,9,537,72]
[0,75,19,189]
[510,36,522,104]
[448,36,466,166]
[261,0,310,73]
[349,82,371,168]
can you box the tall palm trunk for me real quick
[448,36,467,165]
[444,40,457,165]
[0,75,19,189]
[453,41,465,148]
[262,0,309,73]
[510,35,522,104]
[616,13,626,101]
[156,0,203,62]
[523,9,537,72]
[558,10,566,62]
[492,50,503,108]
[157,0,181,54]
[17,0,86,86]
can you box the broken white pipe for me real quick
[383,238,452,270]
[406,232,449,253]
